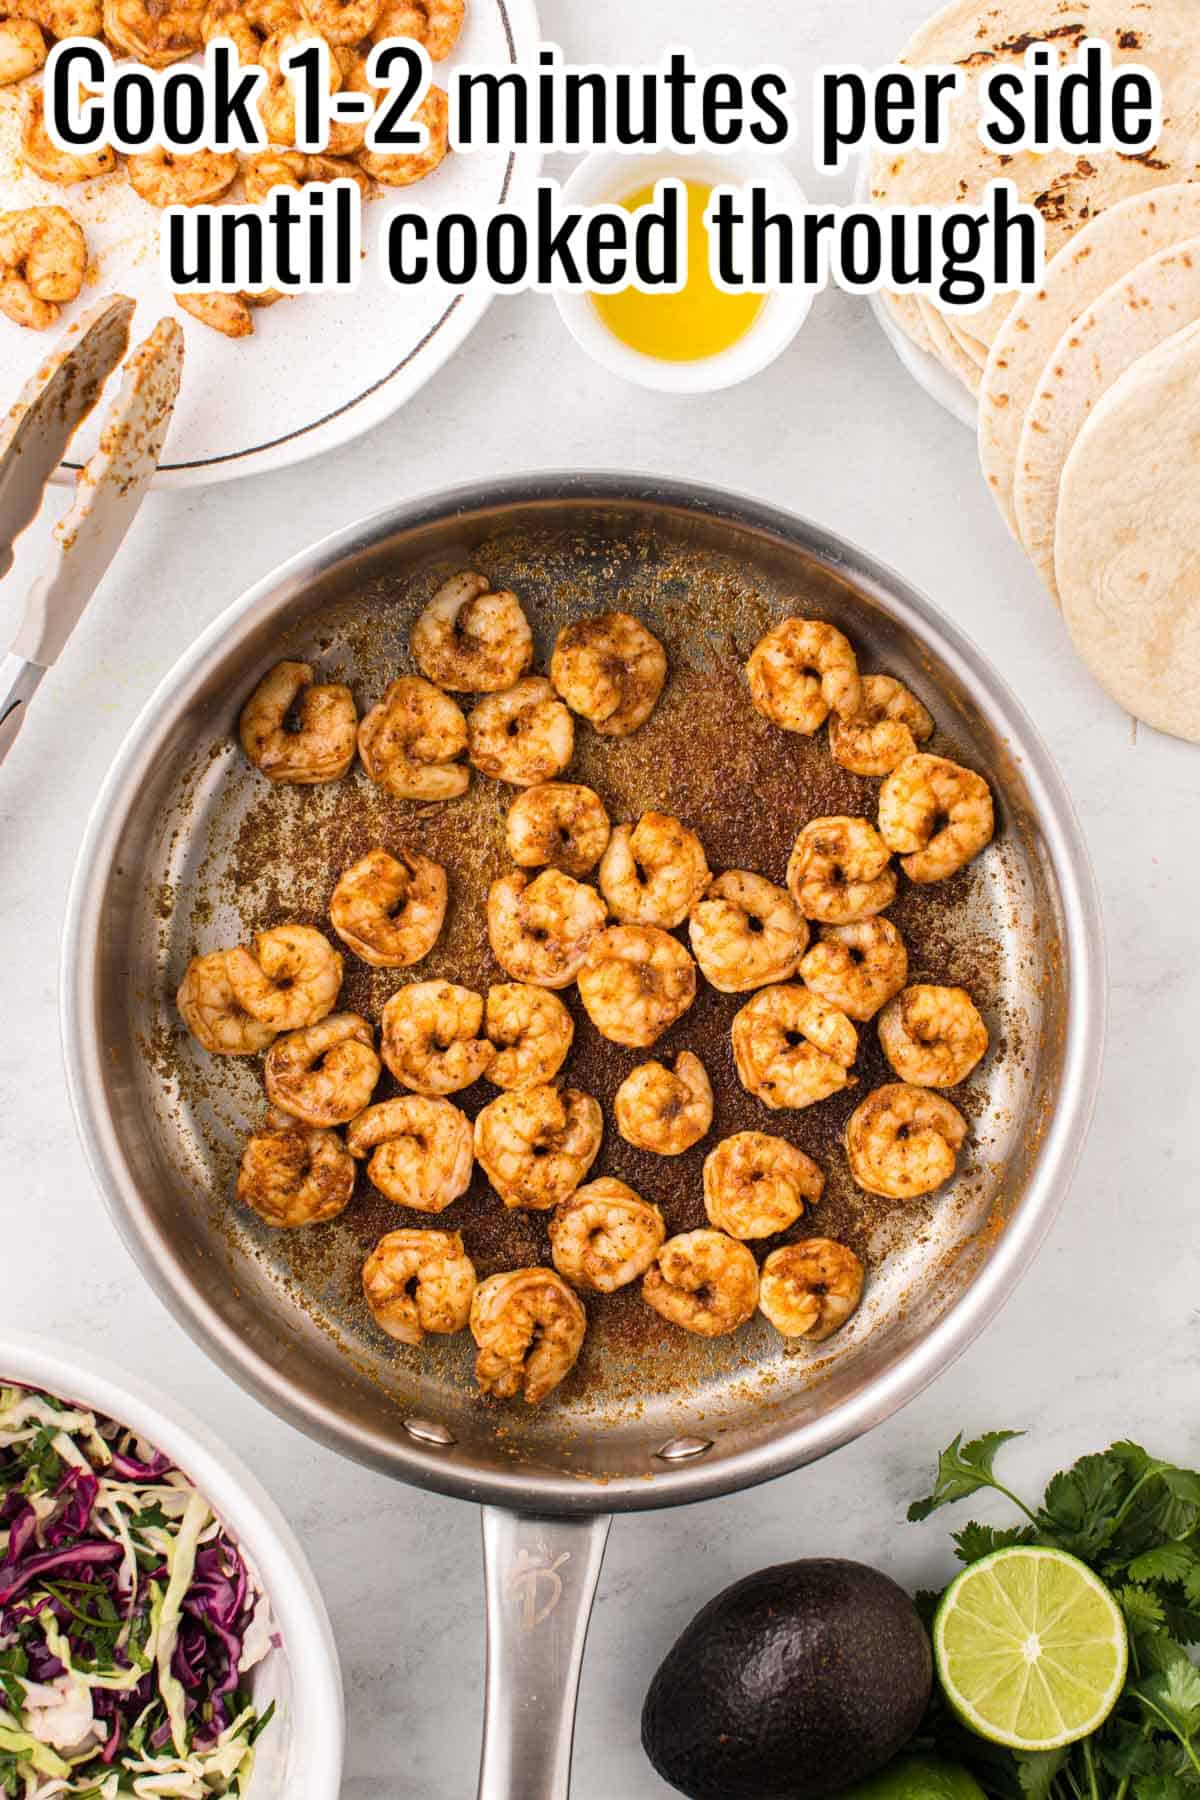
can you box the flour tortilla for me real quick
[1013,236,1200,598]
[919,299,983,394]
[946,316,989,369]
[1056,319,1200,742]
[870,0,1200,353]
[980,183,1200,537]
[884,290,936,354]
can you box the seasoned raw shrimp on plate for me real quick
[598,812,710,930]
[878,753,995,883]
[225,923,343,1031]
[786,816,897,924]
[550,611,667,737]
[746,617,862,735]
[550,1179,666,1293]
[359,85,450,184]
[371,0,462,56]
[236,1118,354,1227]
[732,982,857,1110]
[21,89,115,182]
[127,147,238,207]
[828,674,934,777]
[411,570,532,692]
[470,1268,587,1405]
[799,917,908,1022]
[467,678,574,786]
[759,1239,865,1341]
[0,207,86,330]
[484,983,574,1090]
[263,1012,381,1126]
[505,782,611,876]
[703,1130,823,1239]
[845,1082,967,1199]
[380,980,493,1094]
[643,1231,759,1339]
[688,870,808,993]
[346,1095,472,1210]
[486,868,606,989]
[475,1083,602,1210]
[358,675,468,801]
[614,1049,712,1156]
[177,949,277,1055]
[102,0,204,63]
[577,925,696,1049]
[362,1229,476,1346]
[329,847,446,969]
[239,660,357,785]
[877,984,988,1088]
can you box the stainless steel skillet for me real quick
[61,474,1105,1797]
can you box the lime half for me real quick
[843,1756,987,1798]
[934,1546,1127,1751]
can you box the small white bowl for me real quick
[0,1334,344,1800]
[554,149,814,394]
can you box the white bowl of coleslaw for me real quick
[0,1334,343,1800]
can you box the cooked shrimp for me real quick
[485,983,574,1090]
[263,1012,380,1126]
[642,1230,759,1339]
[577,925,696,1049]
[201,0,302,59]
[236,1120,354,1227]
[688,870,808,993]
[878,753,995,883]
[0,18,44,85]
[486,868,606,989]
[176,291,256,339]
[346,1095,472,1210]
[703,1130,823,1239]
[845,1082,967,1199]
[258,25,341,144]
[786,816,897,923]
[358,84,450,184]
[41,0,103,31]
[102,0,203,63]
[21,89,114,183]
[828,675,934,777]
[302,149,371,193]
[357,675,469,801]
[505,782,611,876]
[746,617,862,735]
[474,1083,602,1210]
[409,570,532,693]
[380,980,493,1095]
[0,207,85,330]
[877,984,988,1088]
[759,1239,865,1341]
[242,148,369,201]
[128,147,237,207]
[470,1268,586,1405]
[177,950,277,1056]
[550,611,667,737]
[225,924,343,1031]
[799,917,908,1022]
[731,982,857,1111]
[549,1179,665,1293]
[467,678,574,786]
[613,1050,712,1156]
[598,812,710,930]
[363,1229,476,1346]
[329,847,446,969]
[301,0,377,42]
[238,660,357,785]
[372,0,462,57]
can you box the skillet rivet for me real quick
[403,1417,456,1447]
[655,1436,714,1462]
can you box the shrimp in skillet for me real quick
[747,618,862,735]
[177,950,277,1056]
[642,1231,759,1339]
[828,675,933,777]
[845,1082,967,1199]
[363,1229,476,1346]
[347,1096,472,1210]
[474,1083,602,1210]
[470,1268,586,1405]
[263,1012,381,1126]
[380,981,493,1094]
[799,917,908,1022]
[505,782,611,876]
[411,570,532,692]
[550,612,666,737]
[224,924,343,1032]
[577,925,696,1049]
[731,983,857,1111]
[549,1179,666,1293]
[467,678,574,786]
[487,868,606,989]
[239,660,357,785]
[787,816,897,924]
[878,753,994,883]
[759,1239,865,1341]
[484,983,574,1090]
[236,1118,354,1227]
[357,676,468,801]
[689,871,808,993]
[703,1130,823,1239]
[877,984,988,1088]
[598,812,710,930]
[329,847,447,969]
[613,1050,712,1156]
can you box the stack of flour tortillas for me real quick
[869,0,1200,743]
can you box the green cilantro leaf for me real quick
[907,1431,1029,1522]
[953,1520,1036,1565]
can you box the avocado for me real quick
[640,1558,932,1800]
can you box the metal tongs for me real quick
[0,296,184,766]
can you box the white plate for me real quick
[0,0,541,488]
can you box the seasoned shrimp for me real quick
[786,816,897,923]
[614,1050,712,1156]
[363,1229,476,1346]
[380,980,493,1094]
[846,1082,967,1199]
[346,1095,472,1210]
[371,0,462,57]
[409,570,532,693]
[236,1120,354,1227]
[799,917,908,1022]
[470,1268,586,1405]
[0,207,85,330]
[329,847,446,969]
[485,983,574,1090]
[241,148,369,201]
[467,678,574,786]
[642,1230,759,1339]
[505,782,610,876]
[21,89,114,183]
[688,870,808,993]
[549,1179,665,1293]
[358,84,449,183]
[731,982,857,1110]
[357,675,469,801]
[41,0,103,31]
[759,1239,865,1341]
[102,0,204,63]
[301,0,378,42]
[238,660,357,785]
[263,1012,380,1126]
[877,984,988,1088]
[225,924,343,1031]
[486,868,606,989]
[703,1130,823,1240]
[128,147,237,207]
[746,617,862,735]
[577,925,696,1049]
[0,18,44,85]
[176,291,256,339]
[474,1083,602,1211]
[878,753,995,883]
[828,674,934,777]
[177,950,276,1056]
[598,812,710,930]
[201,0,302,58]
[258,26,341,143]
[550,611,667,737]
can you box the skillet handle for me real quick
[477,1506,612,1800]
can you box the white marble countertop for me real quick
[3,2,1196,1794]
